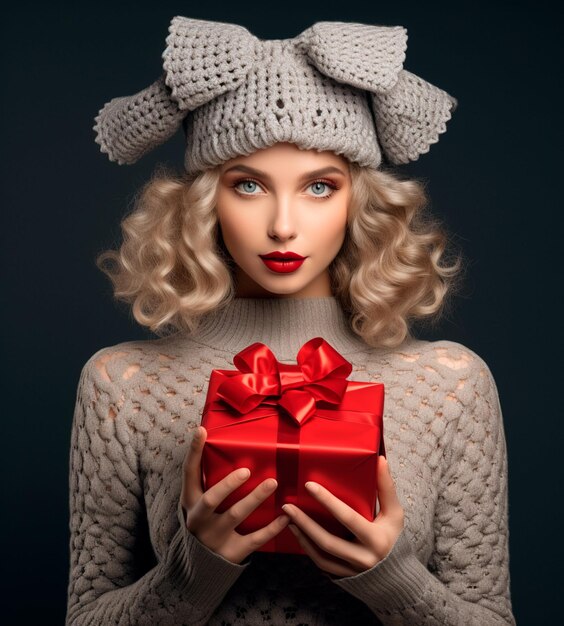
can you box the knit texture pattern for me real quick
[65,297,515,625]
[93,17,457,173]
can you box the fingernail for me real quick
[281,504,293,515]
[237,468,250,479]
[305,481,319,493]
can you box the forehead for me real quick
[220,143,350,180]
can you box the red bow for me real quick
[216,337,353,426]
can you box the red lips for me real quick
[259,251,305,260]
[259,251,307,274]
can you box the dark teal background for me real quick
[2,1,561,624]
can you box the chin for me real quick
[258,283,305,297]
[237,277,311,298]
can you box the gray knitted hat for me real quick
[93,16,458,174]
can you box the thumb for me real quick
[377,455,402,516]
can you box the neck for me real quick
[179,296,369,361]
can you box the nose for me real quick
[267,197,298,241]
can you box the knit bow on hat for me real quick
[93,17,457,173]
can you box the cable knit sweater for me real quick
[65,296,515,625]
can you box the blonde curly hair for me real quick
[96,159,466,349]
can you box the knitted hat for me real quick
[93,16,458,174]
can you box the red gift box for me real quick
[200,337,385,554]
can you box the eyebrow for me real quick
[221,164,347,182]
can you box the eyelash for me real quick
[231,178,339,200]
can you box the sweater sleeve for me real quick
[65,352,250,626]
[332,353,516,625]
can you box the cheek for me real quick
[216,206,252,244]
[305,206,348,246]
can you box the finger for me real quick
[181,427,207,507]
[216,478,279,532]
[377,456,403,517]
[289,525,358,577]
[196,467,252,518]
[282,503,368,569]
[240,513,291,555]
[304,481,374,545]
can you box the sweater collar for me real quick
[180,296,369,361]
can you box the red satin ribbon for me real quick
[215,336,352,426]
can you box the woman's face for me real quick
[215,142,351,298]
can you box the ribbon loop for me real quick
[297,336,353,380]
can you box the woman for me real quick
[65,16,516,625]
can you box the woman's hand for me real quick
[180,426,291,565]
[281,455,404,578]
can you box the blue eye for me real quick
[236,180,260,194]
[310,181,329,196]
